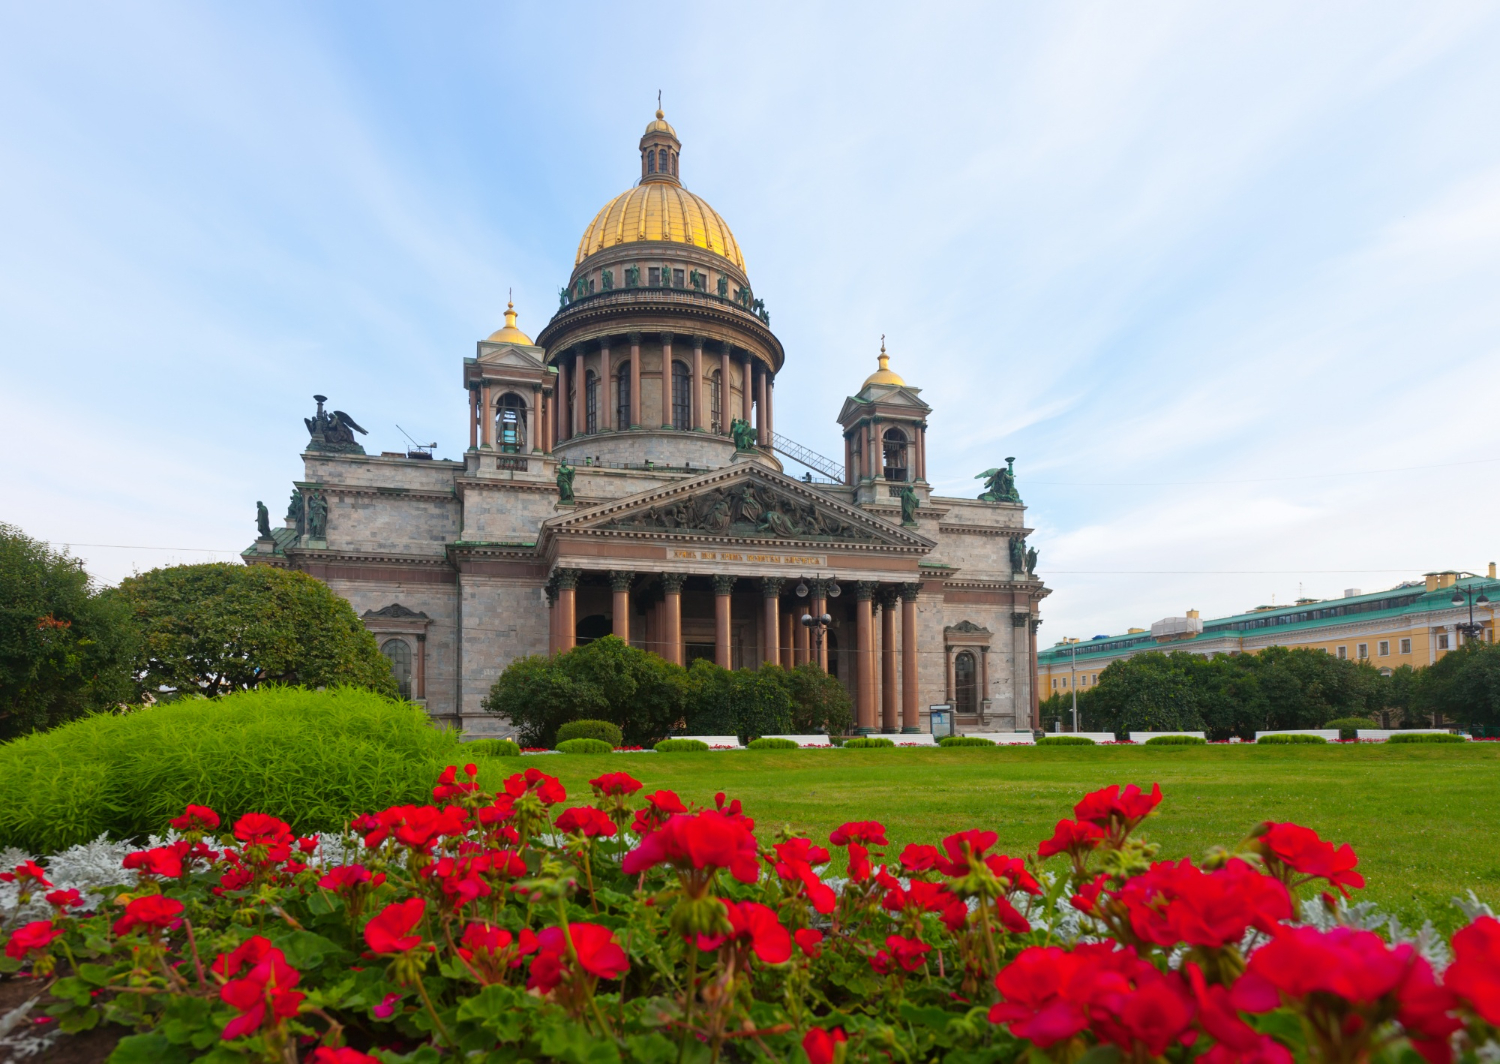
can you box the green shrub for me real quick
[0,686,461,853]
[844,736,895,748]
[1256,732,1327,744]
[747,736,799,750]
[1325,717,1378,740]
[1144,735,1207,745]
[939,736,995,747]
[556,737,614,754]
[1388,731,1465,743]
[465,738,519,757]
[555,719,624,746]
[654,738,709,753]
[683,661,793,742]
[1038,735,1096,745]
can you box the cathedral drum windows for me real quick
[585,371,599,435]
[496,393,527,453]
[615,364,631,429]
[709,370,723,434]
[671,361,692,431]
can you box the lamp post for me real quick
[796,576,840,671]
[1070,641,1079,734]
[1452,583,1491,643]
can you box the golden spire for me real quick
[485,292,534,346]
[863,335,906,387]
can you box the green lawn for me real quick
[477,744,1500,932]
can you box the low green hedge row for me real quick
[1038,735,1095,746]
[939,736,995,747]
[555,737,614,754]
[1388,731,1465,743]
[1257,733,1327,744]
[1324,717,1378,740]
[844,736,895,748]
[747,737,800,750]
[1144,735,1206,745]
[555,719,624,746]
[654,738,709,753]
[465,738,520,757]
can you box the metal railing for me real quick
[771,432,845,482]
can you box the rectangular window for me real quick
[1357,644,1368,659]
[672,268,685,288]
[1438,633,1450,650]
[1378,641,1390,656]
[1336,646,1347,659]
[647,267,661,287]
[1052,678,1058,690]
[1400,638,1411,654]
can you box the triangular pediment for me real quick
[838,386,931,426]
[544,464,934,550]
[477,343,545,369]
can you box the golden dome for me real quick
[485,300,533,345]
[643,108,677,139]
[862,340,905,387]
[574,181,745,270]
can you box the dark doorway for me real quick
[576,614,611,645]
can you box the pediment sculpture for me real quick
[602,483,880,543]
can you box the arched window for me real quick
[954,650,977,716]
[381,639,412,700]
[882,427,909,482]
[585,371,598,434]
[496,392,527,453]
[670,152,677,176]
[616,363,631,428]
[671,360,692,430]
[709,370,723,434]
[647,151,655,175]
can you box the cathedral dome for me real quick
[572,110,746,272]
[485,301,533,345]
[862,343,905,388]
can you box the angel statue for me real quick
[729,418,758,452]
[304,395,369,455]
[976,457,1021,503]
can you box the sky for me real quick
[2,2,1498,642]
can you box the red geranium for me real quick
[169,804,221,833]
[308,1049,380,1064]
[631,790,688,835]
[1038,818,1107,870]
[803,1026,847,1064]
[1447,915,1500,1024]
[1115,858,1291,949]
[795,928,824,958]
[393,805,470,851]
[317,864,385,894]
[363,898,426,954]
[1073,783,1162,841]
[879,872,968,932]
[899,843,942,874]
[433,763,481,801]
[45,888,83,910]
[1186,963,1293,1064]
[694,900,792,964]
[871,934,930,974]
[4,920,63,960]
[457,922,539,983]
[527,922,629,992]
[234,812,295,848]
[989,945,1095,1046]
[214,935,304,1041]
[0,860,51,893]
[112,895,184,936]
[830,820,887,846]
[772,838,836,914]
[555,806,618,838]
[504,768,566,806]
[123,843,186,880]
[590,772,643,797]
[1251,822,1365,896]
[935,829,998,876]
[621,810,760,884]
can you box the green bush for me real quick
[556,737,614,754]
[1144,735,1207,745]
[655,738,710,753]
[465,738,519,757]
[939,736,995,747]
[0,686,461,853]
[555,719,623,746]
[1388,731,1465,743]
[683,661,793,742]
[747,736,799,749]
[844,736,895,748]
[1038,735,1096,746]
[1325,717,1378,740]
[1256,732,1327,744]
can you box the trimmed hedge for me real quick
[655,738,710,753]
[465,738,520,757]
[747,737,799,750]
[556,737,614,754]
[1144,735,1207,745]
[844,736,895,748]
[939,736,995,747]
[1388,732,1465,743]
[1325,717,1378,740]
[556,719,624,747]
[1038,735,1096,746]
[1257,733,1327,744]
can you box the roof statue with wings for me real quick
[976,457,1021,504]
[304,394,369,455]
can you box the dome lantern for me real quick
[485,297,534,346]
[862,337,906,388]
[640,108,682,185]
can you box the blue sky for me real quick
[3,2,1498,641]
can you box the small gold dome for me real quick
[485,300,533,345]
[644,108,677,139]
[575,182,745,270]
[862,341,905,387]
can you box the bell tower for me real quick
[836,339,932,508]
[639,109,681,184]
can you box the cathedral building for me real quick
[244,112,1049,738]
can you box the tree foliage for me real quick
[108,563,396,699]
[0,524,138,740]
[1415,642,1500,733]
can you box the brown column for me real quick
[662,573,686,666]
[719,347,732,433]
[812,583,829,671]
[916,424,927,481]
[880,590,898,733]
[556,361,570,443]
[692,336,705,431]
[557,569,580,652]
[756,364,768,444]
[713,575,735,667]
[546,583,558,655]
[1029,618,1041,731]
[599,340,612,431]
[661,334,674,429]
[415,633,427,700]
[844,435,853,485]
[766,378,774,444]
[573,349,585,437]
[610,570,632,643]
[481,382,493,448]
[468,386,478,450]
[741,357,753,424]
[530,385,541,452]
[946,646,955,702]
[629,333,642,428]
[901,583,920,732]
[761,578,784,668]
[794,609,810,665]
[644,596,658,656]
[781,606,794,668]
[855,582,875,731]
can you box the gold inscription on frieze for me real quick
[670,549,826,567]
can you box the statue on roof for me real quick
[730,418,757,452]
[286,490,304,537]
[304,395,368,455]
[556,460,576,505]
[1010,536,1026,574]
[899,483,919,527]
[1025,545,1039,577]
[977,457,1021,503]
[307,491,328,540]
[256,501,271,540]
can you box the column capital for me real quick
[900,582,922,602]
[691,335,706,350]
[554,568,581,590]
[877,587,900,609]
[544,584,558,607]
[1011,612,1031,628]
[661,572,687,594]
[659,331,675,345]
[627,331,642,345]
[598,335,612,351]
[609,569,634,593]
[855,580,877,601]
[760,576,785,598]
[712,574,737,595]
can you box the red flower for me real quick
[694,900,792,964]
[457,922,540,981]
[555,806,618,838]
[1095,967,1197,1057]
[899,843,942,873]
[1070,873,1109,916]
[881,876,968,932]
[1116,858,1291,949]
[393,805,470,850]
[112,895,184,936]
[846,843,873,884]
[935,829,998,875]
[363,898,426,954]
[123,844,185,880]
[308,1049,381,1064]
[527,923,629,991]
[872,934,930,973]
[1073,783,1162,840]
[1037,818,1106,863]
[317,864,384,894]
[0,860,50,889]
[1252,822,1365,896]
[621,810,760,884]
[170,805,221,833]
[989,945,1095,1046]
[985,853,1043,896]
[773,838,836,914]
[1448,915,1500,1025]
[830,821,887,846]
[233,812,294,847]
[215,936,303,1040]
[794,928,824,958]
[433,763,480,800]
[4,921,63,960]
[990,895,1033,934]
[504,768,566,806]
[589,772,643,797]
[45,888,83,910]
[1186,963,1292,1064]
[803,1026,847,1064]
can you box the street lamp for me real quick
[800,611,834,666]
[1070,641,1079,734]
[1452,583,1491,642]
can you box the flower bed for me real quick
[2,768,1497,1064]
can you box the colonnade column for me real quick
[600,340,612,431]
[530,385,542,452]
[900,583,920,732]
[556,361,569,444]
[415,633,427,700]
[481,382,493,448]
[610,570,633,643]
[794,609,809,665]
[661,573,686,666]
[692,337,705,431]
[812,581,829,671]
[760,578,783,668]
[713,575,735,667]
[766,378,774,445]
[468,386,478,450]
[756,366,768,445]
[741,357,754,425]
[880,589,898,733]
[661,334,675,429]
[718,347,731,434]
[781,605,794,668]
[855,582,875,732]
[545,583,558,655]
[628,333,642,428]
[556,569,580,652]
[573,348,586,436]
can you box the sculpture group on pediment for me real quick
[604,483,879,542]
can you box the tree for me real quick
[1089,652,1204,736]
[1414,642,1500,733]
[0,525,138,739]
[784,662,854,735]
[108,563,396,699]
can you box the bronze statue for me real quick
[304,395,368,455]
[286,491,305,537]
[1025,546,1039,577]
[716,275,728,297]
[256,501,271,540]
[556,461,576,504]
[976,457,1021,503]
[899,484,919,527]
[1010,536,1026,573]
[307,491,328,539]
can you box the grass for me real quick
[474,743,1500,932]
